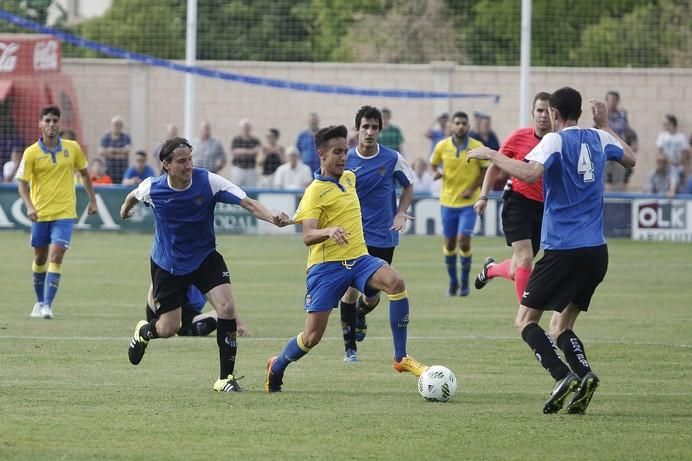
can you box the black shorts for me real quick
[150,250,230,314]
[522,245,608,312]
[501,191,544,256]
[367,245,394,265]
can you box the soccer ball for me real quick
[418,365,457,402]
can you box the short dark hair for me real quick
[665,114,678,128]
[549,87,582,121]
[355,105,382,130]
[268,128,280,138]
[135,150,147,158]
[40,105,60,119]
[532,91,551,108]
[315,125,348,150]
[606,90,620,100]
[159,136,192,163]
[452,111,469,120]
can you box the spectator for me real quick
[89,158,113,185]
[2,146,22,182]
[273,146,312,190]
[191,121,226,173]
[98,115,132,184]
[258,128,285,188]
[604,91,634,192]
[230,118,261,187]
[122,150,156,186]
[644,155,677,197]
[656,114,690,190]
[59,129,77,140]
[379,108,405,154]
[425,113,449,153]
[411,158,433,194]
[296,112,320,172]
[682,174,692,195]
[470,110,500,151]
[153,123,179,162]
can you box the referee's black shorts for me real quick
[367,245,395,265]
[522,244,608,312]
[501,190,544,256]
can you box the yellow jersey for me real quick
[293,170,368,269]
[16,138,88,222]
[430,136,488,207]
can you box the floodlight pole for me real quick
[184,0,197,139]
[519,0,531,127]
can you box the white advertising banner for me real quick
[631,199,692,242]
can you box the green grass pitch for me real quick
[1,231,690,460]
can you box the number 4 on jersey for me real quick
[578,144,595,182]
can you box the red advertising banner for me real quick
[0,33,61,75]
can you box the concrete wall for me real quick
[62,59,692,189]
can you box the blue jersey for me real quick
[135,168,246,275]
[526,127,624,250]
[345,144,413,248]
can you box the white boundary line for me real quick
[0,334,690,349]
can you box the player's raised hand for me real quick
[328,226,350,245]
[467,146,495,161]
[390,211,414,231]
[591,99,608,129]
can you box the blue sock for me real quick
[272,333,310,375]
[389,292,409,362]
[44,263,62,307]
[460,255,472,287]
[32,262,46,304]
[444,253,458,285]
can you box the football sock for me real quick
[217,318,237,379]
[340,301,357,352]
[357,294,379,316]
[514,266,532,304]
[443,248,458,285]
[43,262,62,307]
[389,291,409,362]
[488,259,512,280]
[460,251,472,288]
[557,329,592,378]
[140,319,159,340]
[192,317,217,336]
[272,332,311,375]
[32,262,46,304]
[521,323,570,381]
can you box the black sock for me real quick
[340,301,357,352]
[357,295,379,317]
[146,303,155,322]
[557,329,592,378]
[217,318,237,379]
[192,317,217,336]
[140,319,159,340]
[521,323,570,381]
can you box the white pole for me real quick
[184,0,197,140]
[519,0,532,127]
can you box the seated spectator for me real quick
[2,147,22,183]
[425,113,449,153]
[273,146,312,190]
[644,155,676,197]
[98,115,132,184]
[411,158,433,194]
[123,150,156,186]
[89,158,113,185]
[257,128,285,188]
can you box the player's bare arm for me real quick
[468,147,544,184]
[391,184,414,231]
[119,189,140,219]
[430,163,442,180]
[474,163,502,216]
[590,99,637,169]
[78,168,99,215]
[301,218,349,246]
[238,197,291,227]
[17,179,38,221]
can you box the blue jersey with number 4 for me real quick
[526,127,623,250]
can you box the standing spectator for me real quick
[425,113,449,153]
[191,121,226,173]
[379,108,405,155]
[98,115,132,184]
[604,91,634,192]
[230,118,261,187]
[656,114,689,191]
[89,158,113,185]
[470,111,500,151]
[273,146,312,190]
[296,112,320,172]
[257,128,285,188]
[411,158,434,194]
[2,146,22,182]
[153,123,179,162]
[644,156,677,197]
[430,111,488,297]
[123,150,156,186]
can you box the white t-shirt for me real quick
[273,161,313,190]
[656,131,689,165]
[3,160,18,182]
